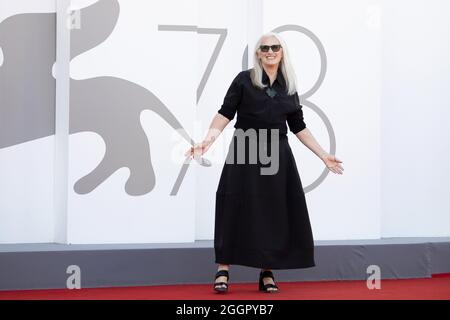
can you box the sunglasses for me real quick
[259,44,282,53]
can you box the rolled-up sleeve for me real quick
[287,92,306,134]
[217,72,243,121]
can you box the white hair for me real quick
[250,32,298,95]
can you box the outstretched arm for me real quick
[185,113,230,158]
[294,128,344,175]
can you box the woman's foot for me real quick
[214,266,230,293]
[259,269,279,293]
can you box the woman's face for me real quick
[257,36,283,67]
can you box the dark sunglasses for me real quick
[259,44,282,52]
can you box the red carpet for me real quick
[1,274,449,300]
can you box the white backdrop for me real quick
[380,0,450,236]
[0,0,449,244]
[0,0,56,243]
[67,0,198,243]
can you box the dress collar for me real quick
[262,65,286,88]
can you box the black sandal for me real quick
[213,269,229,293]
[259,270,279,293]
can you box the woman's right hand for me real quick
[184,139,213,159]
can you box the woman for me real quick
[186,32,344,293]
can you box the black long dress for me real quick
[214,67,316,270]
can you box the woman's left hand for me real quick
[321,153,344,174]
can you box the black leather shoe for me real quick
[213,269,229,293]
[259,270,279,293]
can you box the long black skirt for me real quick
[214,129,316,269]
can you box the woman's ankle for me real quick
[218,264,230,271]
